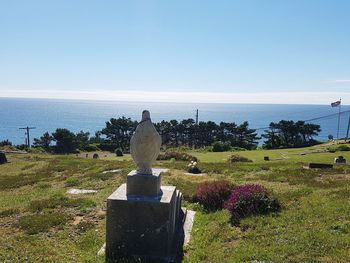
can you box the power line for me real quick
[254,110,350,131]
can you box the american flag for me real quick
[331,100,341,107]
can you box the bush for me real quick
[196,180,235,211]
[231,147,247,152]
[157,152,197,162]
[0,140,12,146]
[224,184,280,224]
[328,145,350,153]
[228,154,252,163]
[115,148,123,156]
[83,144,100,152]
[212,141,231,152]
[98,142,119,152]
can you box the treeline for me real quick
[4,117,321,154]
[31,117,260,153]
[262,120,321,149]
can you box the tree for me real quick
[52,128,77,153]
[262,120,321,149]
[101,117,137,151]
[75,131,90,150]
[0,140,12,146]
[33,132,52,150]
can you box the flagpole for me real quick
[337,98,341,140]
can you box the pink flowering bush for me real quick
[196,180,235,211]
[224,184,280,224]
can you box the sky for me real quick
[1,0,350,104]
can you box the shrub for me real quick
[98,142,119,152]
[115,148,123,156]
[328,145,350,153]
[0,139,12,146]
[212,141,231,152]
[83,144,100,152]
[231,147,247,152]
[157,152,197,162]
[196,180,235,211]
[224,184,280,224]
[228,154,252,163]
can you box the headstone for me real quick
[0,152,7,164]
[67,188,97,194]
[335,156,346,164]
[93,153,99,159]
[309,163,333,169]
[105,110,186,263]
[115,149,123,157]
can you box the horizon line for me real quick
[0,90,349,105]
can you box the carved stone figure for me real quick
[130,110,161,174]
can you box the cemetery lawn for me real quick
[0,143,349,262]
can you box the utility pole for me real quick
[19,126,36,148]
[337,98,342,140]
[346,115,350,141]
[195,109,199,125]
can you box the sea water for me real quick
[1,97,349,145]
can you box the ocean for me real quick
[1,97,349,145]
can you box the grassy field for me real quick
[0,144,349,262]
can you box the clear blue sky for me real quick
[1,0,350,104]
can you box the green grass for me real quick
[0,144,349,262]
[17,212,70,234]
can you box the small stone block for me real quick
[127,169,162,197]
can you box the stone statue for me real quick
[130,110,161,174]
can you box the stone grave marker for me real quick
[105,110,191,263]
[0,151,7,164]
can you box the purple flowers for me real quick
[224,184,280,223]
[196,180,235,211]
[196,181,280,223]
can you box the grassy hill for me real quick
[0,143,349,262]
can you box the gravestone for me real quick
[105,110,185,263]
[309,163,333,169]
[0,152,7,164]
[335,156,346,164]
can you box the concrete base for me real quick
[106,184,184,263]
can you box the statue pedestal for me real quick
[106,174,184,262]
[127,169,162,197]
